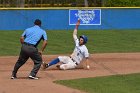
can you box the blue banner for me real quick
[69,9,101,25]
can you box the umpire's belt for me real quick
[23,42,36,47]
[70,57,78,65]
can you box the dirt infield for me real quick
[0,53,140,93]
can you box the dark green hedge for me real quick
[104,0,140,7]
[0,0,140,7]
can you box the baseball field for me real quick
[0,30,140,93]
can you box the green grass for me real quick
[54,73,140,93]
[0,30,140,56]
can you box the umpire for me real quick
[11,19,47,80]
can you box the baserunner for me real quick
[42,19,90,70]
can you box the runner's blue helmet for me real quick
[80,35,88,44]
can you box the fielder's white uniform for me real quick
[58,30,89,70]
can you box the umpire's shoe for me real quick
[28,75,39,80]
[42,62,49,70]
[11,75,17,79]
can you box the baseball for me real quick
[87,65,90,69]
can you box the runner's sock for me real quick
[48,58,60,66]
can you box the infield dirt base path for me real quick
[0,53,140,93]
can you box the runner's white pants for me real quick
[58,56,77,70]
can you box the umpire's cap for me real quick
[34,19,41,26]
[80,35,88,44]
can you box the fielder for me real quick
[42,19,90,70]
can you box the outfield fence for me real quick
[0,7,140,30]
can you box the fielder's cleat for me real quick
[28,75,39,80]
[42,62,49,69]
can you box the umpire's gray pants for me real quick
[12,43,42,77]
